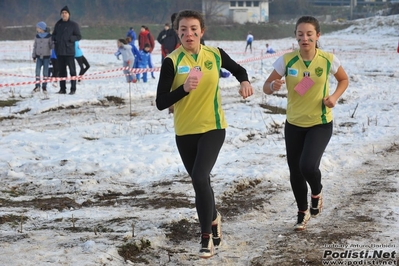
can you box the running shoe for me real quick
[310,191,323,217]
[212,212,222,247]
[294,209,310,231]
[198,233,214,259]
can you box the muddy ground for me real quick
[0,97,398,266]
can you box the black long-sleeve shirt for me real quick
[156,47,249,111]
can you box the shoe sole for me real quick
[294,222,309,231]
[199,253,214,259]
[199,248,215,259]
[294,220,309,231]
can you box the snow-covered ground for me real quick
[0,15,398,265]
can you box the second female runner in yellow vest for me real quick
[262,16,349,232]
[156,10,253,259]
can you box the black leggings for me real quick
[285,121,333,211]
[75,56,90,77]
[176,129,225,234]
[49,58,59,78]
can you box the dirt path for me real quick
[0,98,398,265]
[248,143,399,266]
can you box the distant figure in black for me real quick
[52,6,81,95]
[157,22,179,63]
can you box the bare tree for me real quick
[201,0,227,24]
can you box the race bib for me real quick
[294,76,314,96]
[186,68,203,82]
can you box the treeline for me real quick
[0,0,364,41]
[0,21,351,41]
[0,0,201,27]
[1,0,370,27]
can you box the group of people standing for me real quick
[114,25,157,84]
[156,10,348,259]
[116,13,181,85]
[32,7,180,95]
[32,5,89,95]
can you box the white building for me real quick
[202,0,270,24]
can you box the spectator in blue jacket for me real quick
[126,36,141,67]
[136,43,155,83]
[126,27,136,44]
[75,41,90,82]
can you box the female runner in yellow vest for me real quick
[156,10,253,259]
[263,16,349,231]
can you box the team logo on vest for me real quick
[315,67,323,77]
[204,60,213,70]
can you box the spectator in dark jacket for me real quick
[157,22,179,63]
[52,5,81,95]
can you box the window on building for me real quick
[254,1,259,6]
[238,1,244,7]
[246,1,252,6]
[230,1,236,7]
